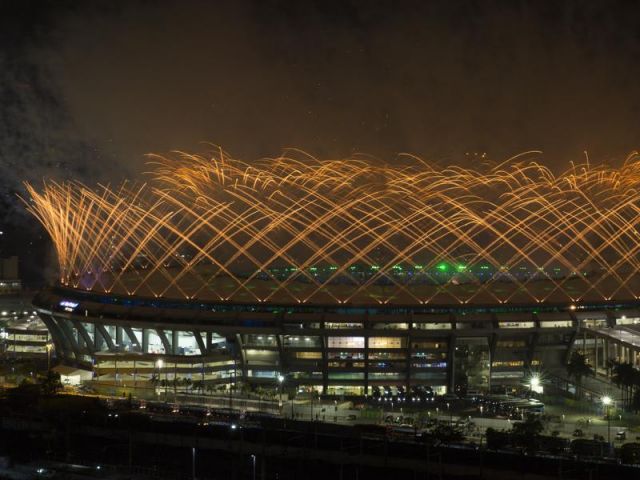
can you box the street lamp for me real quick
[529,375,541,396]
[278,374,284,414]
[250,454,256,480]
[45,342,53,371]
[156,359,166,401]
[602,396,612,444]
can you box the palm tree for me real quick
[149,373,159,388]
[611,362,640,409]
[566,351,594,399]
[182,377,193,391]
[192,380,205,395]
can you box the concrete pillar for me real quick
[447,336,456,394]
[172,330,180,355]
[142,329,149,353]
[116,326,123,348]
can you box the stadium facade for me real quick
[32,285,640,396]
[26,153,640,396]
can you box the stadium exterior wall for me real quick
[31,286,633,397]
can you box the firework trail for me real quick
[22,150,640,306]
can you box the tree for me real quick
[611,361,640,409]
[511,414,544,452]
[485,427,510,450]
[40,371,63,396]
[192,380,205,395]
[631,388,640,414]
[431,423,464,445]
[566,351,594,399]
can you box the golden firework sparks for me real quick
[22,150,640,306]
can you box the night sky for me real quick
[1,0,640,283]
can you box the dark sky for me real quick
[2,0,640,279]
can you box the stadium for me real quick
[26,151,640,396]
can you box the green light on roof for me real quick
[393,264,403,270]
[436,262,448,272]
[414,265,423,269]
[371,265,380,270]
[309,267,317,271]
[456,264,466,272]
[329,266,338,270]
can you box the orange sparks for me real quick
[21,149,640,306]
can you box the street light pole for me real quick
[602,396,612,444]
[192,447,196,480]
[46,343,52,371]
[250,454,256,480]
[278,374,284,416]
[156,359,165,401]
[229,360,236,411]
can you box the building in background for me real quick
[0,257,21,296]
[0,256,53,362]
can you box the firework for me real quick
[23,150,640,305]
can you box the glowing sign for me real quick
[59,300,79,312]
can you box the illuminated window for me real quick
[368,337,405,349]
[328,372,364,380]
[373,322,408,330]
[540,320,573,328]
[369,351,405,360]
[412,341,447,350]
[325,322,363,329]
[581,318,607,328]
[327,336,364,349]
[328,351,364,360]
[295,351,322,359]
[283,335,320,347]
[498,322,535,329]
[412,322,451,330]
[492,360,524,368]
[616,316,640,326]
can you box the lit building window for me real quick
[540,320,573,328]
[412,322,451,330]
[368,337,405,349]
[327,336,365,349]
[498,321,535,329]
